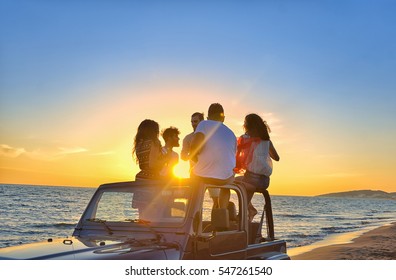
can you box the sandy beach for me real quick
[290,222,396,260]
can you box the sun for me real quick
[173,161,191,179]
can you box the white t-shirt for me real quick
[192,120,236,180]
[247,140,273,176]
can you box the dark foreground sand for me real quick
[291,222,396,260]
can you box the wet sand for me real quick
[290,222,396,260]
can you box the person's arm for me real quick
[269,140,280,161]
[189,132,204,163]
[149,141,171,170]
[180,136,190,161]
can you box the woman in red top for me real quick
[235,114,280,221]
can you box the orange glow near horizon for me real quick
[1,83,395,196]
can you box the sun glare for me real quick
[173,161,191,179]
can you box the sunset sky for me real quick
[1,1,395,196]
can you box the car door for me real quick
[194,186,247,259]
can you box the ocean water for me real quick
[1,184,395,249]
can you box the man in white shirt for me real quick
[190,103,237,208]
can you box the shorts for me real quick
[243,170,270,192]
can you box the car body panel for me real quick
[0,179,289,260]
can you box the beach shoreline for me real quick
[289,222,396,260]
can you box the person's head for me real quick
[135,119,160,141]
[207,103,225,122]
[243,113,271,141]
[162,126,180,148]
[191,112,204,131]
[133,119,160,158]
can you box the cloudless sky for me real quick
[1,0,395,195]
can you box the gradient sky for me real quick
[1,0,395,195]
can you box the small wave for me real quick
[361,216,392,221]
[320,226,358,234]
[16,229,45,235]
[31,223,76,228]
[279,232,325,248]
[321,226,342,231]
[19,203,33,207]
[54,223,76,227]
[285,238,323,248]
[278,214,315,219]
[287,233,322,239]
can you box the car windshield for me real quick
[88,184,191,225]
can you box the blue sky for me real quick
[1,0,395,194]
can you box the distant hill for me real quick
[318,190,396,200]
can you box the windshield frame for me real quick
[78,179,193,230]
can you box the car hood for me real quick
[0,236,179,260]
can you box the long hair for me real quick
[132,119,160,160]
[243,113,271,141]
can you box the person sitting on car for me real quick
[132,119,171,180]
[160,126,180,177]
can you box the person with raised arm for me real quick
[190,103,237,208]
